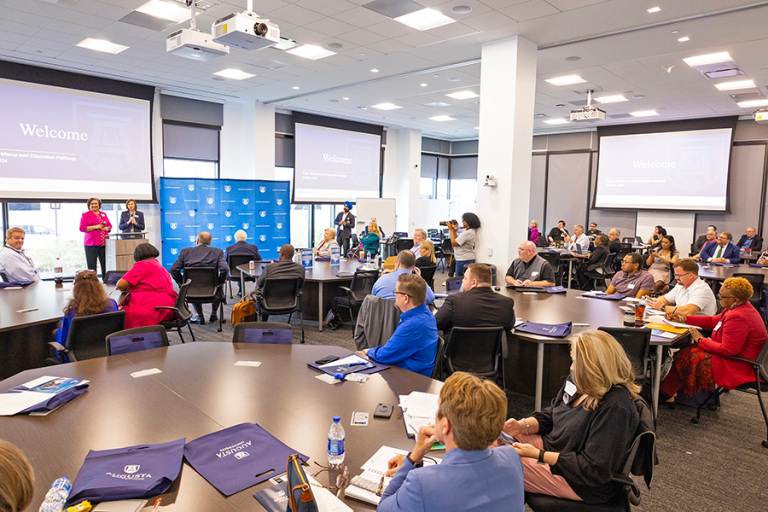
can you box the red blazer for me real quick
[79,210,112,247]
[687,302,767,389]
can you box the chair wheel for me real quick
[691,417,699,424]
[762,440,768,449]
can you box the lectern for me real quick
[106,232,149,271]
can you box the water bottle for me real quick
[39,476,71,512]
[54,258,63,285]
[327,416,346,466]
[249,259,255,272]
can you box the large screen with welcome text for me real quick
[594,128,732,211]
[0,77,152,201]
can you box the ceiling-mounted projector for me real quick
[212,11,280,50]
[754,109,768,124]
[570,107,607,122]
[167,29,229,61]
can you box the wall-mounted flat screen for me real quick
[594,127,733,211]
[0,77,153,201]
[293,122,381,203]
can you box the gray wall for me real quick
[544,152,591,235]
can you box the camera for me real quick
[439,221,448,226]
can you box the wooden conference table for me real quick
[238,260,380,331]
[695,261,768,285]
[0,281,124,379]
[0,343,441,511]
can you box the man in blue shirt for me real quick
[361,273,438,377]
[372,250,436,304]
[0,227,40,283]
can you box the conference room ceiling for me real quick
[1,0,767,140]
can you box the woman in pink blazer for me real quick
[79,197,112,281]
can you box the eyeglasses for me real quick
[674,272,693,280]
[716,293,736,300]
[393,291,412,298]
[311,462,349,497]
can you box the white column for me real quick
[253,102,276,180]
[220,100,275,180]
[475,36,537,269]
[383,128,421,233]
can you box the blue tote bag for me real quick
[515,321,573,338]
[184,423,309,496]
[67,438,186,506]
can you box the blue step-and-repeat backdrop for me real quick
[160,177,291,270]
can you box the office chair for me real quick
[104,270,126,285]
[156,279,195,343]
[253,277,305,343]
[106,325,169,356]
[183,267,226,332]
[227,254,258,298]
[334,270,379,332]
[443,326,507,389]
[232,322,293,344]
[49,310,126,362]
[419,265,437,290]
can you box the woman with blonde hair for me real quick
[316,228,340,258]
[415,240,437,269]
[499,330,640,504]
[0,440,34,512]
[360,220,381,257]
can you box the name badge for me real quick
[713,321,722,331]
[627,283,635,289]
[531,271,539,276]
[564,380,577,402]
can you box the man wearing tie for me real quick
[0,227,40,283]
[118,199,145,239]
[334,201,356,256]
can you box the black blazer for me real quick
[257,259,306,290]
[334,211,356,239]
[737,234,763,252]
[169,245,228,299]
[225,241,262,261]
[434,286,516,336]
[118,210,145,234]
[585,244,610,271]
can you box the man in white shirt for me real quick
[411,229,427,255]
[564,224,590,253]
[0,227,41,283]
[646,258,717,316]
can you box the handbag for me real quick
[287,454,318,512]
[66,438,186,506]
[231,294,257,326]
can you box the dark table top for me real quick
[695,261,768,284]
[238,260,378,283]
[0,343,442,511]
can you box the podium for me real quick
[106,232,149,271]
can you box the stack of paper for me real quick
[399,392,439,437]
[0,376,88,416]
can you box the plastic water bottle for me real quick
[54,258,63,284]
[327,416,346,466]
[39,476,71,512]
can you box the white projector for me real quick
[570,107,606,122]
[212,11,279,51]
[167,29,229,61]
[754,109,768,124]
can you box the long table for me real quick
[0,343,441,511]
[696,261,768,285]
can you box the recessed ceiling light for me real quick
[737,99,768,108]
[565,56,581,62]
[287,44,336,60]
[647,7,660,13]
[213,69,255,80]
[545,75,586,86]
[630,110,659,117]
[714,79,755,91]
[273,38,300,50]
[447,77,461,82]
[543,119,570,125]
[371,103,401,110]
[420,83,428,87]
[671,30,679,34]
[395,8,455,31]
[327,42,344,50]
[594,95,628,104]
[76,38,129,54]
[446,90,479,100]
[451,6,472,14]
[677,36,690,42]
[343,97,349,100]
[292,86,300,90]
[136,0,190,23]
[370,68,379,73]
[683,52,732,67]
[430,115,456,121]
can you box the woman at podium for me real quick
[79,197,112,281]
[119,199,145,239]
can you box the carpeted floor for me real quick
[181,269,768,512]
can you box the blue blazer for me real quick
[378,447,525,512]
[118,211,145,235]
[700,241,740,264]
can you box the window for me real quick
[163,158,218,179]
[420,177,435,199]
[448,179,477,220]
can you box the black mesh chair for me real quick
[334,270,379,331]
[598,326,653,420]
[691,341,768,448]
[395,238,414,254]
[253,277,305,343]
[156,279,195,343]
[104,270,126,285]
[105,325,169,356]
[427,229,439,239]
[614,243,633,272]
[431,336,445,380]
[538,252,562,287]
[228,254,258,298]
[419,265,437,290]
[183,267,225,332]
[232,322,293,344]
[439,239,454,272]
[584,253,617,291]
[49,310,126,362]
[0,271,9,282]
[732,273,764,310]
[443,326,507,389]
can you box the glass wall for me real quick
[274,167,310,249]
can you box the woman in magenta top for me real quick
[528,220,540,246]
[117,243,178,329]
[79,197,112,281]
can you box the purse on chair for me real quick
[287,454,318,512]
[231,295,257,326]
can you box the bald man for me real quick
[505,241,556,287]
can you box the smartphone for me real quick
[498,432,517,445]
[374,403,394,418]
[315,355,339,365]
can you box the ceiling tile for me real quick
[69,0,131,20]
[424,21,477,40]
[461,11,517,31]
[269,4,326,26]
[366,38,414,54]
[282,26,329,43]
[304,16,357,36]
[294,0,356,17]
[480,0,529,8]
[3,0,68,18]
[397,30,441,48]
[14,43,64,58]
[339,28,387,45]
[501,0,560,22]
[0,29,28,44]
[0,7,51,28]
[367,19,416,39]
[56,10,115,30]
[331,6,388,28]
[545,0,608,11]
[44,19,101,37]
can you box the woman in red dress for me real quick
[661,277,767,401]
[117,243,178,329]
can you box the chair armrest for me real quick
[723,355,759,366]
[339,286,352,293]
[154,306,178,312]
[49,341,67,353]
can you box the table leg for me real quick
[567,260,573,289]
[653,345,662,418]
[318,282,324,332]
[535,343,544,412]
[240,273,245,297]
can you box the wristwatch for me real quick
[406,452,424,468]
[537,450,546,465]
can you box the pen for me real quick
[348,362,369,367]
[376,476,385,496]
[152,498,162,512]
[17,308,38,313]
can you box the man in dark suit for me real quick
[737,226,763,252]
[170,231,228,324]
[225,229,262,296]
[256,244,305,321]
[334,201,355,256]
[435,263,515,341]
[607,228,622,253]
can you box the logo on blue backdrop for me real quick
[188,184,195,191]
[277,223,283,229]
[259,186,266,193]
[277,199,283,205]
[171,248,178,255]
[207,223,214,229]
[207,198,214,204]
[225,210,232,217]
[170,223,177,229]
[189,236,195,242]
[225,236,232,242]
[259,211,266,217]
[169,197,177,204]
[260,235,266,242]
[242,223,249,229]
[224,185,232,192]
[189,211,195,217]
[242,198,249,205]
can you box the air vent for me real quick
[705,68,744,79]
[608,114,633,119]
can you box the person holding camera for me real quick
[79,197,112,281]
[447,213,481,277]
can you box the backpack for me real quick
[231,295,257,326]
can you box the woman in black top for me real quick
[647,225,666,249]
[414,240,437,269]
[574,233,610,290]
[498,330,640,504]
